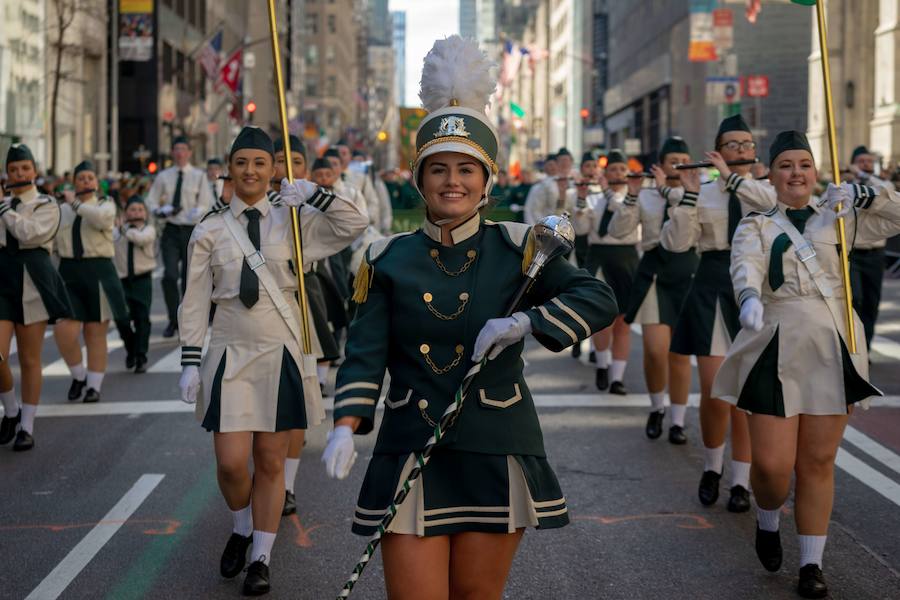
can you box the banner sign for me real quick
[119,0,153,62]
[689,0,718,62]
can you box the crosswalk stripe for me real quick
[844,426,900,477]
[835,448,900,508]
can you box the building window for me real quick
[306,13,318,34]
[306,81,318,97]
[327,14,336,34]
[325,46,334,63]
[326,76,336,96]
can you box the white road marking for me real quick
[147,347,182,373]
[24,474,165,600]
[844,426,900,477]
[835,448,900,508]
[872,335,900,361]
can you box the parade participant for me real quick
[509,168,534,222]
[113,196,156,373]
[491,169,513,206]
[608,137,699,441]
[322,36,617,600]
[207,158,224,200]
[573,149,639,395]
[712,130,896,598]
[334,144,380,229]
[572,151,601,271]
[660,114,776,512]
[523,152,567,225]
[54,160,130,403]
[178,126,367,595]
[0,352,16,445]
[146,135,214,338]
[0,144,72,451]
[846,145,891,349]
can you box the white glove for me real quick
[155,204,175,217]
[739,296,765,332]
[820,182,853,218]
[472,312,533,362]
[279,178,319,206]
[179,366,200,404]
[322,425,357,480]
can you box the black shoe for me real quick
[242,560,271,596]
[645,410,664,439]
[125,354,136,369]
[609,381,628,395]
[727,485,751,513]
[588,350,596,364]
[163,321,178,338]
[698,470,721,506]
[755,523,783,572]
[220,532,253,578]
[13,430,34,451]
[83,388,101,404]
[67,378,86,401]
[595,368,609,391]
[282,490,296,516]
[0,411,20,445]
[134,355,148,374]
[797,564,828,598]
[571,343,582,359]
[668,425,687,445]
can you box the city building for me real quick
[391,10,406,105]
[459,0,477,41]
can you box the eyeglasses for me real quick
[718,141,757,152]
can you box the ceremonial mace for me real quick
[335,215,576,600]
[266,0,312,353]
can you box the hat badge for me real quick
[434,116,470,139]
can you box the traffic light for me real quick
[148,161,158,174]
[580,108,590,119]
[246,101,257,123]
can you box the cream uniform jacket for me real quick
[572,188,641,246]
[523,174,575,225]
[609,186,679,251]
[146,164,213,226]
[852,173,890,249]
[113,223,157,278]
[344,168,386,231]
[56,194,116,258]
[0,187,60,253]
[713,185,900,416]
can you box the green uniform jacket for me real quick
[333,215,618,457]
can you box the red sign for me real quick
[745,75,770,98]
[713,8,733,26]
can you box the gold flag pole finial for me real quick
[266,0,312,354]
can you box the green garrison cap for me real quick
[716,114,752,144]
[581,150,599,166]
[323,148,341,160]
[659,136,690,160]
[74,160,95,176]
[274,135,306,158]
[606,149,627,165]
[851,145,871,163]
[6,143,35,166]
[229,127,274,157]
[171,135,190,148]
[768,130,812,165]
[311,158,332,171]
[126,195,146,207]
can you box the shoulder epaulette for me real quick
[485,220,534,274]
[747,206,777,218]
[200,205,229,222]
[351,231,415,304]
[366,230,415,264]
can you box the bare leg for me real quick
[748,414,798,510]
[213,431,253,510]
[697,356,728,449]
[668,352,691,406]
[251,430,291,533]
[382,533,451,600]
[448,530,525,600]
[610,316,631,360]
[53,318,83,369]
[15,322,47,407]
[83,321,109,373]
[640,324,670,393]
[794,414,848,535]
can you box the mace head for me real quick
[525,213,576,278]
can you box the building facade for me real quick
[391,10,406,106]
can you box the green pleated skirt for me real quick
[59,257,130,322]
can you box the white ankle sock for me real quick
[703,444,725,474]
[757,506,781,532]
[86,371,104,392]
[609,360,626,383]
[20,404,37,434]
[649,392,665,411]
[730,460,751,489]
[316,364,329,385]
[670,403,687,427]
[1,389,18,415]
[232,504,253,537]
[798,534,826,568]
[595,348,610,368]
[284,457,300,493]
[69,363,86,381]
[251,531,276,564]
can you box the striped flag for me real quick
[197,29,223,80]
[745,0,761,23]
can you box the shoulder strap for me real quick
[767,209,833,298]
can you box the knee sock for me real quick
[609,360,627,383]
[68,363,86,382]
[757,506,781,532]
[730,460,751,489]
[251,531,276,565]
[231,504,253,537]
[798,535,827,568]
[703,443,725,474]
[284,457,300,493]
[1,388,18,416]
[20,404,37,434]
[316,364,329,386]
[649,392,665,412]
[595,349,610,368]
[670,404,687,427]
[86,371,104,392]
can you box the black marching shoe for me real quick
[163,321,178,338]
[220,533,253,578]
[571,342,582,359]
[754,523,782,572]
[0,411,21,445]
[13,430,34,452]
[282,490,297,516]
[134,355,148,374]
[727,485,751,513]
[797,564,828,599]
[645,410,664,439]
[83,388,101,404]
[125,354,136,369]
[609,381,628,396]
[668,424,687,445]
[588,350,597,364]
[595,368,609,391]
[698,470,722,506]
[68,379,87,401]
[242,560,271,596]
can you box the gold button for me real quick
[455,344,464,354]
[430,249,439,257]
[459,292,469,301]
[417,399,429,410]
[423,292,433,302]
[467,250,476,258]
[420,344,430,354]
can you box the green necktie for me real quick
[172,170,184,214]
[72,213,84,258]
[5,197,20,253]
[598,208,614,237]
[727,191,741,242]
[768,207,815,291]
[239,208,261,308]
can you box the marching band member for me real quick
[608,137,699,441]
[322,36,617,600]
[523,149,573,225]
[712,130,897,598]
[54,160,130,403]
[178,126,367,595]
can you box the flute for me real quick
[626,173,682,181]
[674,158,758,170]
[4,180,34,190]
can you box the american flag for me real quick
[197,29,223,80]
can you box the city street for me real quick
[2,276,900,600]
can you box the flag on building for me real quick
[218,47,243,95]
[197,29,223,80]
[745,0,761,23]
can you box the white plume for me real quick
[419,35,496,113]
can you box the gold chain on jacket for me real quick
[420,343,464,375]
[423,292,469,320]
[417,398,437,427]
[430,248,477,276]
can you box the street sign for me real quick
[713,8,733,51]
[745,75,770,98]
[624,138,642,156]
[706,76,742,105]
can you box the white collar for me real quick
[422,212,481,244]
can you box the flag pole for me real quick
[266,0,312,354]
[813,0,857,353]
